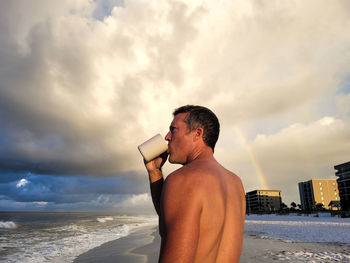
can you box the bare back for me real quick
[160,157,246,263]
[195,159,245,262]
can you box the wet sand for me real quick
[240,232,349,262]
[74,227,350,263]
[73,226,159,263]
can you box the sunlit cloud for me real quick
[114,193,153,212]
[16,178,29,188]
[34,201,48,206]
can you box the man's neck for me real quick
[185,146,214,165]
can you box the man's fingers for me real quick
[144,152,168,172]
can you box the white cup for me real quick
[138,134,168,162]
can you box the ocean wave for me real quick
[97,217,114,223]
[47,224,87,233]
[1,214,158,263]
[3,224,131,263]
[0,221,17,229]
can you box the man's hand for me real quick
[145,152,168,183]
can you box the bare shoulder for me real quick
[220,166,245,196]
[162,166,210,211]
[164,160,244,197]
[161,166,204,221]
[224,167,244,187]
[164,165,203,191]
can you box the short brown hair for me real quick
[173,105,220,151]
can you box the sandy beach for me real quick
[240,232,349,262]
[74,225,350,263]
[74,226,159,263]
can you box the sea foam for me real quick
[1,214,158,263]
[97,217,114,223]
[3,224,131,263]
[0,221,17,229]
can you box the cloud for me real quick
[113,193,153,212]
[0,172,149,206]
[0,193,153,213]
[34,201,48,206]
[0,0,350,210]
[217,116,350,204]
[2,0,348,177]
[16,178,29,188]
[252,117,350,170]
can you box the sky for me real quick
[0,0,349,212]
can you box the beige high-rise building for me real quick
[298,179,339,210]
[246,190,282,213]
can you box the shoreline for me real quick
[74,227,350,263]
[73,225,159,263]
[241,231,350,262]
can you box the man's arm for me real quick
[148,169,164,215]
[159,172,202,263]
[145,153,168,215]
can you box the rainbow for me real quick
[234,127,268,189]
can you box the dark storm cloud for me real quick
[0,173,24,184]
[0,172,147,204]
[0,1,142,176]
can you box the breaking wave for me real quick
[97,217,114,223]
[0,221,17,229]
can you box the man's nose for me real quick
[165,131,171,141]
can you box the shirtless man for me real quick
[145,105,245,263]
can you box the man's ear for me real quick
[193,127,204,141]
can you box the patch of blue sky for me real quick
[338,75,350,94]
[93,0,124,21]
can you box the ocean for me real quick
[2,212,350,263]
[0,212,157,263]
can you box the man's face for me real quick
[165,113,194,164]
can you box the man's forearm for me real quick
[148,169,164,215]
